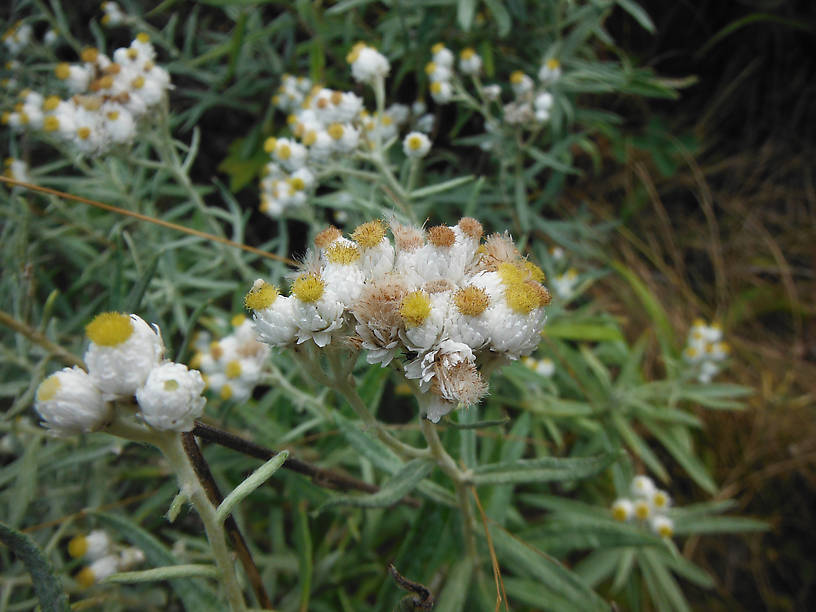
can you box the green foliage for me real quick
[0,0,762,610]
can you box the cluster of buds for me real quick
[611,475,674,538]
[190,315,270,401]
[260,45,432,217]
[34,313,205,436]
[245,217,551,422]
[426,43,560,127]
[2,21,32,56]
[683,319,729,383]
[2,34,170,155]
[68,530,144,588]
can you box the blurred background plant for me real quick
[1,0,812,610]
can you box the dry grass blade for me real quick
[0,176,297,266]
[471,486,508,612]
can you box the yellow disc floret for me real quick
[510,71,525,84]
[55,62,71,79]
[231,313,246,327]
[504,282,540,315]
[244,281,278,311]
[43,95,61,111]
[220,384,233,400]
[44,115,61,131]
[80,47,99,63]
[656,522,673,538]
[454,286,489,316]
[163,379,180,391]
[546,58,560,70]
[634,500,651,521]
[351,220,386,248]
[37,375,61,402]
[225,360,242,379]
[612,505,629,522]
[326,242,361,265]
[399,291,432,327]
[292,274,325,303]
[523,260,545,283]
[263,137,277,153]
[406,134,424,151]
[86,312,134,346]
[497,261,525,285]
[431,43,445,54]
[327,123,344,140]
[68,535,88,559]
[461,47,475,60]
[76,567,96,589]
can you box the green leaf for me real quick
[334,413,402,475]
[641,548,691,612]
[294,501,313,612]
[645,422,717,494]
[105,564,219,582]
[473,452,619,485]
[93,512,217,609]
[434,557,473,612]
[457,0,476,31]
[0,522,70,612]
[672,515,768,535]
[544,321,624,342]
[318,459,433,510]
[215,451,288,523]
[490,527,609,612]
[611,261,675,356]
[483,0,511,37]
[615,0,655,33]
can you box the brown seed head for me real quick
[314,225,342,249]
[428,225,455,248]
[458,217,483,241]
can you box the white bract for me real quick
[136,362,206,431]
[34,367,111,435]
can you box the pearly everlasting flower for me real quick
[68,531,112,561]
[101,2,127,26]
[430,43,454,68]
[402,131,431,158]
[510,71,534,97]
[523,356,555,377]
[650,515,674,538]
[482,84,502,102]
[425,61,453,83]
[611,499,634,522]
[3,157,30,183]
[76,555,120,588]
[136,362,205,431]
[44,29,59,46]
[2,22,32,55]
[534,91,554,123]
[684,319,729,383]
[35,367,111,435]
[552,268,579,299]
[538,58,562,84]
[84,312,164,398]
[631,475,656,499]
[430,80,453,104]
[290,273,345,347]
[459,48,482,75]
[347,43,390,83]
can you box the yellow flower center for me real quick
[67,535,88,558]
[43,116,60,132]
[431,43,445,54]
[86,312,134,346]
[263,137,277,153]
[460,48,475,60]
[430,82,443,94]
[653,492,668,508]
[276,143,291,160]
[55,63,71,80]
[292,274,325,303]
[326,242,361,265]
[327,123,344,140]
[407,135,423,150]
[163,379,180,391]
[351,220,386,248]
[504,282,540,315]
[37,375,62,401]
[634,501,650,520]
[76,567,96,589]
[657,523,673,538]
[244,281,278,311]
[106,111,119,120]
[219,384,233,400]
[136,32,150,43]
[77,126,92,140]
[424,61,437,75]
[612,505,628,522]
[524,261,545,283]
[80,47,99,63]
[546,58,560,70]
[497,262,525,285]
[510,70,525,85]
[225,360,242,379]
[400,291,432,327]
[454,286,489,316]
[131,76,145,89]
[43,95,61,111]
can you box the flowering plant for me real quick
[0,2,761,611]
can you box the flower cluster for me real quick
[683,319,729,383]
[611,475,674,538]
[2,21,32,56]
[190,314,270,401]
[260,44,433,217]
[68,530,144,588]
[35,313,205,435]
[101,1,129,26]
[426,43,560,126]
[245,217,551,422]
[2,34,170,155]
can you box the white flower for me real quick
[425,61,453,83]
[523,356,554,377]
[290,273,345,347]
[77,555,120,588]
[68,531,112,561]
[611,498,634,522]
[430,80,453,104]
[510,71,534,97]
[347,43,390,83]
[84,312,164,398]
[630,475,656,498]
[459,48,482,75]
[552,269,579,299]
[402,131,431,158]
[650,515,674,538]
[534,91,554,122]
[400,290,448,353]
[538,58,562,84]
[351,220,395,280]
[482,84,502,102]
[431,43,454,68]
[136,362,206,431]
[35,367,111,435]
[117,547,145,570]
[245,281,297,347]
[101,2,127,26]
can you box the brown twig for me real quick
[192,421,420,508]
[0,309,85,369]
[180,433,273,610]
